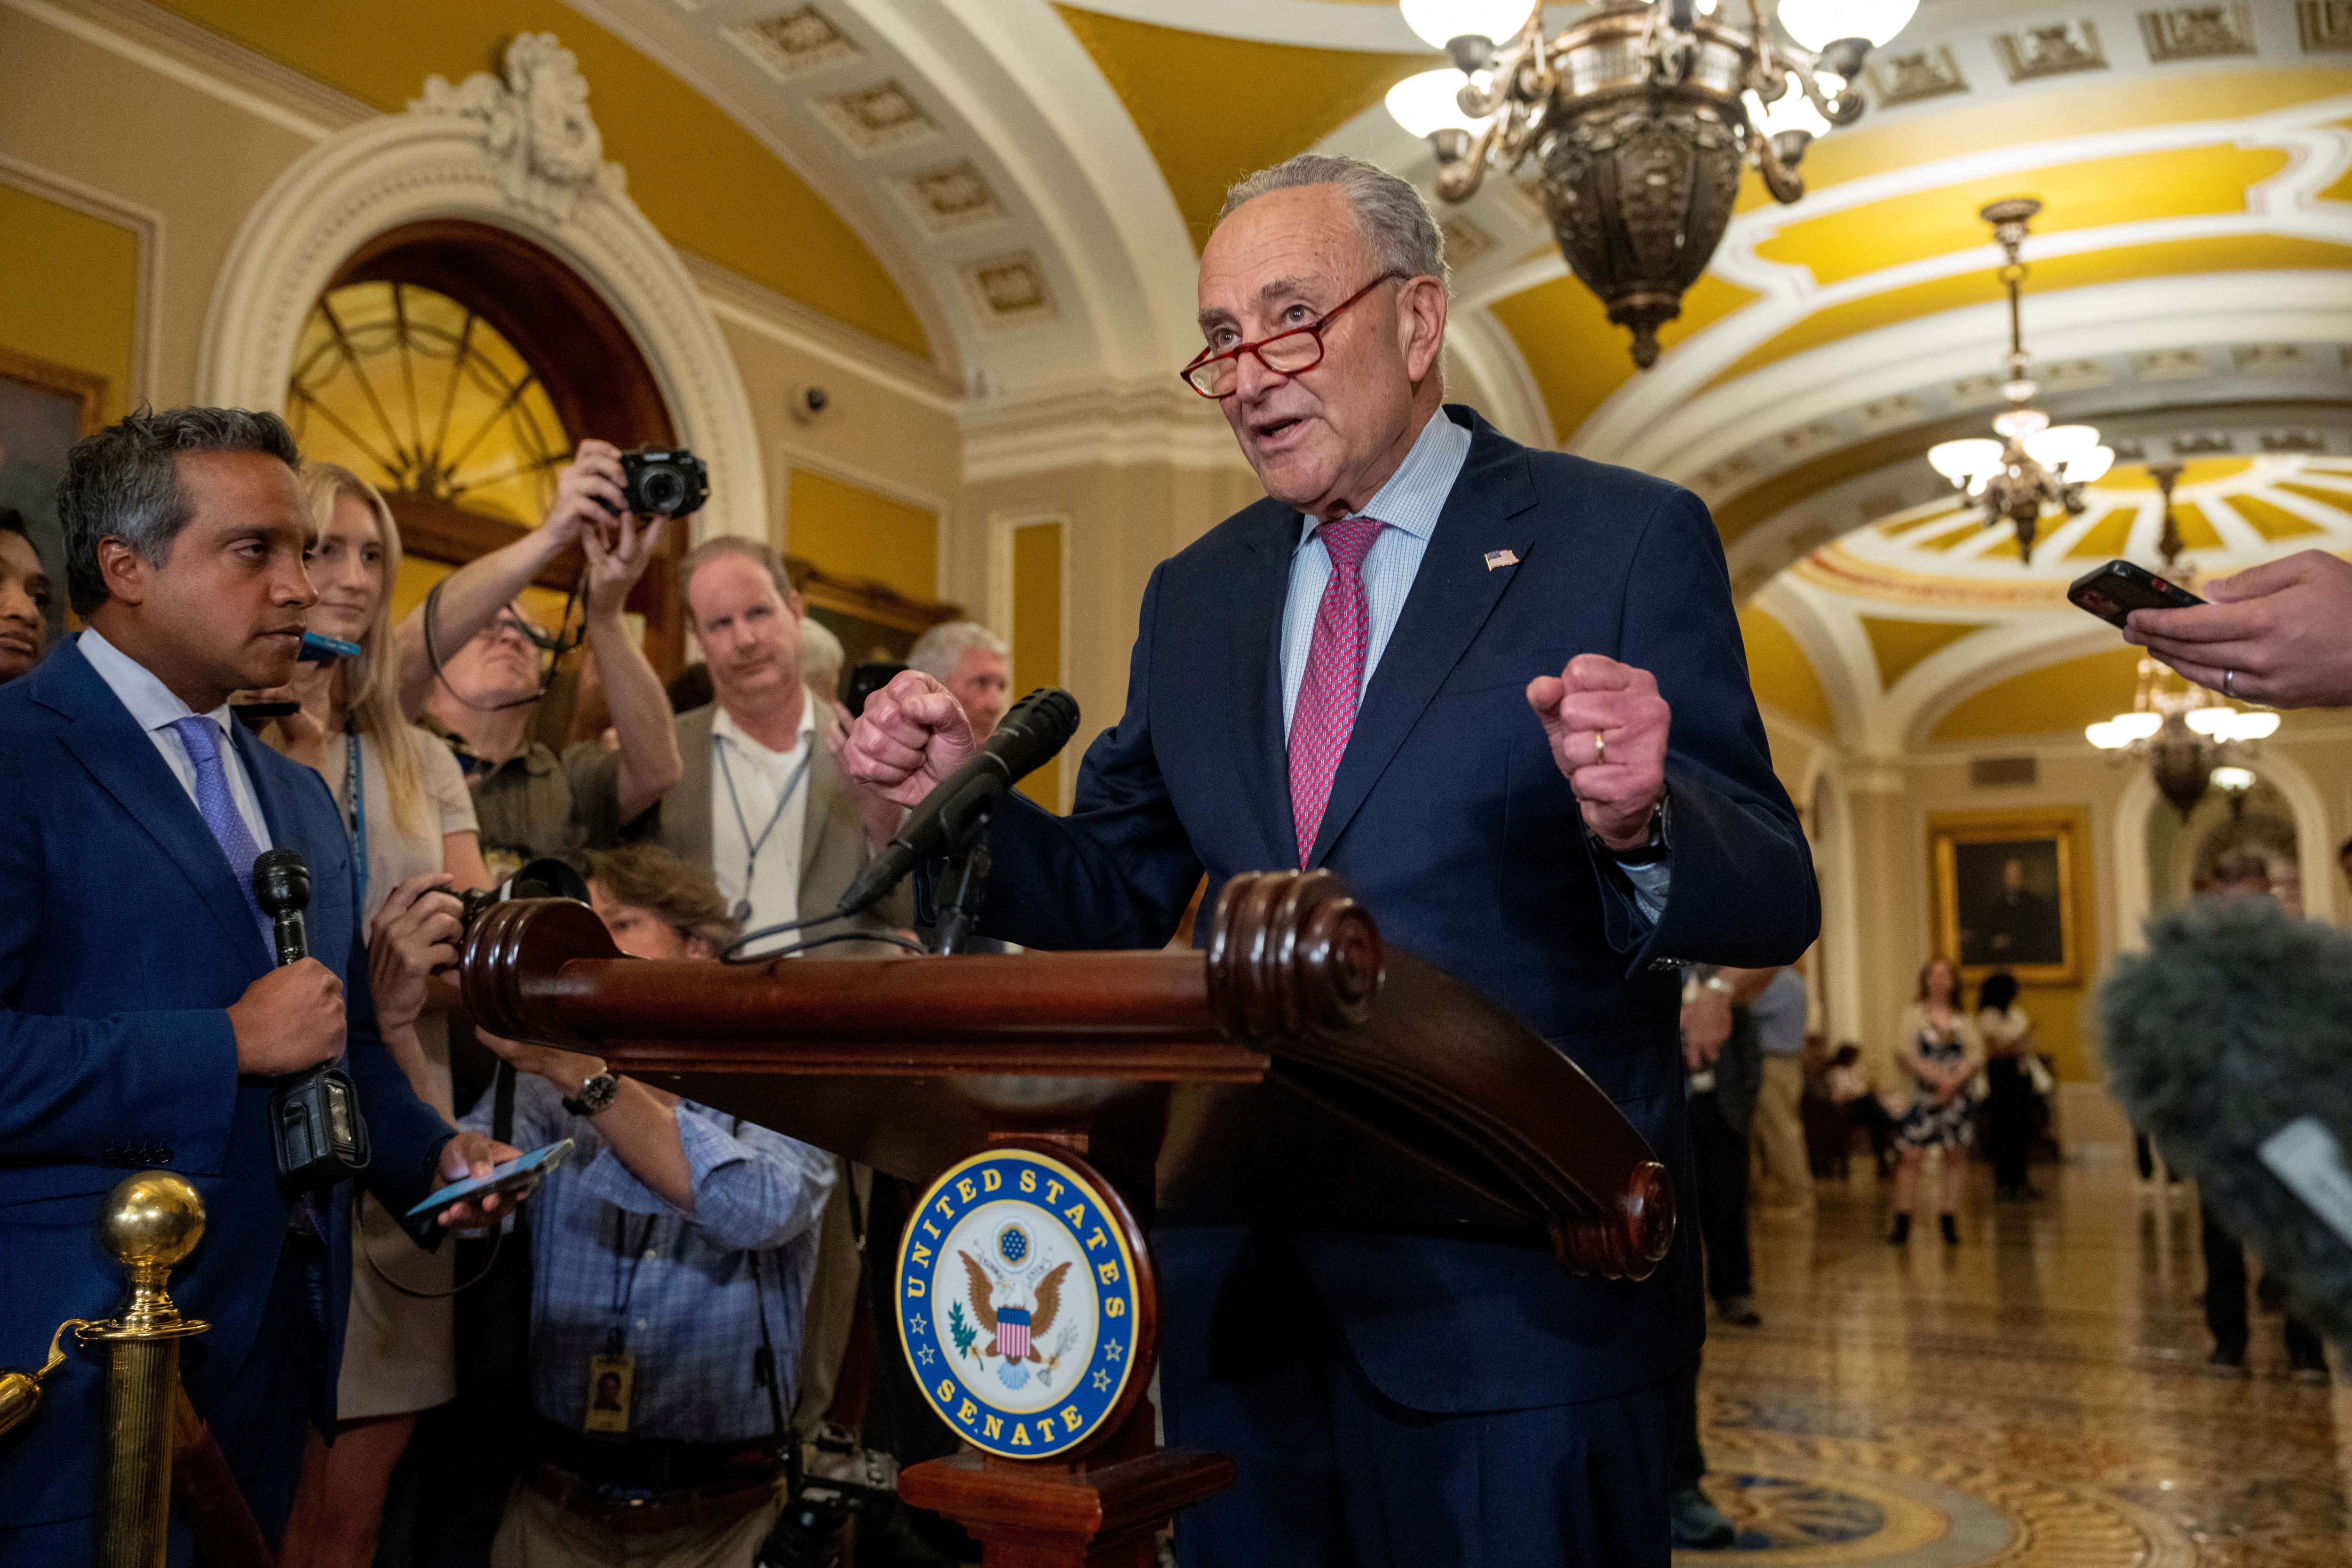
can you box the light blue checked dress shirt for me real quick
[462,1074,837,1442]
[1274,410,1669,918]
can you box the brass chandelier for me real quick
[1924,200,2115,566]
[1396,0,1916,367]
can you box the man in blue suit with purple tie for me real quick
[0,409,522,1564]
[845,156,1817,1564]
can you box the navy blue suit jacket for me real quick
[0,637,453,1529]
[974,408,1818,1410]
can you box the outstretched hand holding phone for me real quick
[2116,549,2352,709]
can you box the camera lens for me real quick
[640,465,686,514]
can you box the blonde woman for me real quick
[262,462,489,1568]
[1889,958,1984,1247]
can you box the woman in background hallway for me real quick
[1890,959,1982,1246]
[1977,971,2044,1201]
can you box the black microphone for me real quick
[254,847,310,967]
[2102,894,2352,1347]
[837,687,1081,918]
[253,848,371,1192]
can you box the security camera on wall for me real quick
[792,385,829,424]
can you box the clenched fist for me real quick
[228,958,346,1076]
[1526,653,1670,851]
[840,669,979,850]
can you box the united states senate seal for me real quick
[895,1143,1150,1459]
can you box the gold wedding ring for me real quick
[1592,729,1607,767]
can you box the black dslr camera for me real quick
[611,446,709,519]
[452,856,595,938]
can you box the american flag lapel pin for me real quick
[1484,549,1520,571]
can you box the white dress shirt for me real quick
[78,625,273,851]
[710,700,816,954]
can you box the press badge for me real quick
[584,1353,635,1433]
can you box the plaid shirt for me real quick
[461,1074,836,1442]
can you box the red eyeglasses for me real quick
[1179,273,1404,398]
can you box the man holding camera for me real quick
[0,408,520,1563]
[410,438,683,879]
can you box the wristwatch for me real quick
[561,1068,621,1118]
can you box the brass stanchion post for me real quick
[75,1172,209,1568]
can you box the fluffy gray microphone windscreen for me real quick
[2102,894,2352,1346]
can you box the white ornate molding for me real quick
[195,32,766,545]
[957,376,1251,484]
[410,33,628,226]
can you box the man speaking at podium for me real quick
[845,156,1816,1564]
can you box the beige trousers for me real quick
[1752,1054,1813,1211]
[490,1479,785,1568]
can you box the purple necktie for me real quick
[1287,516,1385,865]
[167,715,272,947]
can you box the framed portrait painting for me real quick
[0,347,107,641]
[1929,812,2083,986]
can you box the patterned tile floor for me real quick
[1682,1160,2352,1565]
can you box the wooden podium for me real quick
[459,870,1673,1567]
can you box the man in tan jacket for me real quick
[577,535,907,957]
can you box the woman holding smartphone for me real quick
[259,462,491,1568]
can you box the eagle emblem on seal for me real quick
[958,1253,1073,1389]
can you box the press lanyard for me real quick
[713,731,814,924]
[608,1209,659,1355]
[345,724,369,915]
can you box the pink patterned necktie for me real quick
[1287,515,1385,865]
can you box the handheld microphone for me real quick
[2102,895,2352,1347]
[836,687,1080,918]
[254,848,310,967]
[255,848,372,1194]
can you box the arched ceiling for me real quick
[1752,456,2352,754]
[152,0,2352,754]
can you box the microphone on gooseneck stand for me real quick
[835,687,1081,919]
[256,849,372,1194]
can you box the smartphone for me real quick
[2066,560,2205,628]
[405,1138,574,1219]
[300,631,363,662]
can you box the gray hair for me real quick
[800,612,844,686]
[57,407,302,617]
[680,534,795,625]
[907,620,1008,685]
[1219,154,1450,294]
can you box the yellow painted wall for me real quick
[0,186,140,418]
[1056,6,1426,253]
[1930,646,2144,743]
[1488,271,1758,446]
[785,469,938,606]
[1737,605,1835,733]
[149,0,931,358]
[1860,616,1989,691]
[1010,520,1064,811]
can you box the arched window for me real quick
[286,219,685,675]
